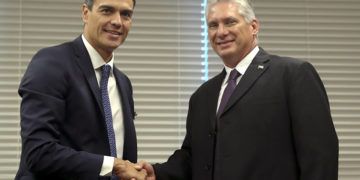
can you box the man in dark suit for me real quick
[15,0,146,179]
[139,0,339,179]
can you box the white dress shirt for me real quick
[82,35,125,176]
[217,46,260,112]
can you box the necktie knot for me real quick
[101,64,111,81]
[228,69,241,81]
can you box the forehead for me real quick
[207,2,241,20]
[93,0,134,9]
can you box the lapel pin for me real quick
[257,65,264,69]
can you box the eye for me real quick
[224,18,237,27]
[101,8,112,15]
[98,6,115,15]
[121,10,133,19]
[207,22,218,29]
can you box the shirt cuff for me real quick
[100,156,115,176]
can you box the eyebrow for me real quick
[98,5,133,13]
[98,5,114,10]
[207,20,217,25]
[121,9,133,16]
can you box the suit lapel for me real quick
[113,68,132,121]
[113,67,137,162]
[72,36,104,116]
[207,70,226,130]
[219,48,270,117]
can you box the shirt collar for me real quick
[224,46,259,76]
[82,34,114,71]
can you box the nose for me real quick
[217,24,228,37]
[111,13,122,27]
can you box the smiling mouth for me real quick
[217,40,234,47]
[104,29,122,36]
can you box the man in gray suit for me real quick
[138,0,339,180]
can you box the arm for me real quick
[19,49,103,177]
[288,61,339,180]
[151,133,192,180]
[136,137,192,180]
[149,95,196,180]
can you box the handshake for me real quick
[113,158,155,180]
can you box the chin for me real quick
[217,49,233,57]
[107,41,123,48]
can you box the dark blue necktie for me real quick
[100,64,117,157]
[217,69,241,116]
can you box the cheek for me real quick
[124,25,130,33]
[120,25,129,34]
[208,33,216,43]
[209,39,216,48]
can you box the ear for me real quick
[250,18,260,36]
[82,4,89,24]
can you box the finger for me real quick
[134,160,145,170]
[134,164,142,170]
[139,169,147,180]
[140,169,147,175]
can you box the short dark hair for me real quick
[84,0,136,10]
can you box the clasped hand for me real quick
[113,159,155,180]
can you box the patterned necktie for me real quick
[217,69,241,116]
[100,64,117,157]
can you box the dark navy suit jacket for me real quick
[154,48,338,180]
[15,36,137,180]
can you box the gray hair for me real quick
[84,0,136,10]
[206,0,256,23]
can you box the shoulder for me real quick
[20,40,76,94]
[26,41,74,75]
[262,50,322,87]
[260,50,317,75]
[198,74,221,90]
[190,72,223,100]
[268,53,307,67]
[34,40,74,62]
[27,37,83,73]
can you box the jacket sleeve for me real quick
[152,95,195,180]
[288,61,339,180]
[19,48,103,178]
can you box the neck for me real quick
[223,45,256,68]
[97,49,113,63]
[82,32,113,63]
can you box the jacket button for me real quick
[208,131,216,137]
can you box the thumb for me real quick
[134,160,146,170]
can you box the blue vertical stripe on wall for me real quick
[201,0,209,81]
